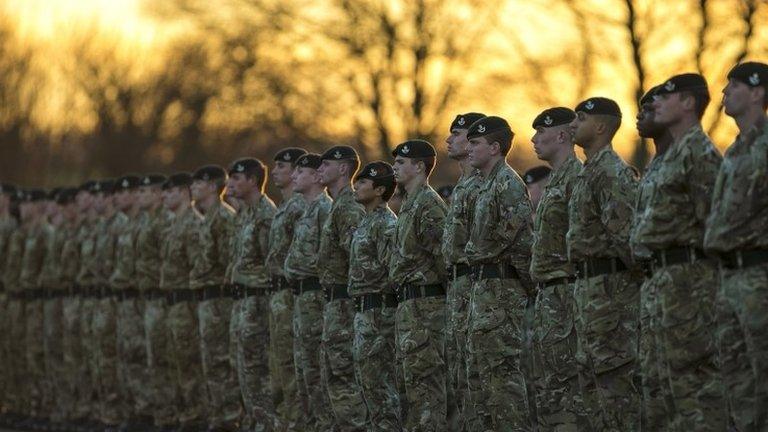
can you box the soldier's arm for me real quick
[338,205,365,253]
[596,166,638,263]
[688,144,723,226]
[416,198,447,271]
[497,180,534,283]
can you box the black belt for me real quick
[720,249,768,270]
[171,289,200,304]
[24,289,46,300]
[651,246,705,268]
[271,276,294,292]
[201,285,227,301]
[449,263,472,280]
[292,277,322,296]
[233,283,267,299]
[574,257,627,279]
[87,286,102,298]
[538,276,576,288]
[355,293,398,312]
[145,289,170,301]
[397,283,445,302]
[472,263,520,280]
[120,288,141,301]
[325,284,350,302]
[8,291,25,300]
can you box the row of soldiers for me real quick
[0,60,767,432]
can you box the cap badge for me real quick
[95,184,101,192]
[401,145,410,154]
[283,153,291,161]
[202,173,210,181]
[236,164,245,172]
[334,150,342,159]
[369,168,378,177]
[526,175,533,183]
[664,80,675,91]
[143,177,150,185]
[749,73,760,86]
[544,116,553,126]
[122,179,129,188]
[477,124,486,133]
[301,158,308,165]
[458,117,465,126]
[585,100,595,110]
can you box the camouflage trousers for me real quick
[445,273,480,432]
[231,292,276,431]
[61,296,82,420]
[168,299,208,426]
[467,278,531,432]
[116,297,151,418]
[532,280,588,431]
[93,296,124,425]
[197,296,242,429]
[396,295,447,432]
[42,297,65,422]
[25,298,45,417]
[144,296,178,427]
[352,304,402,431]
[638,274,667,431]
[6,297,27,414]
[268,288,301,430]
[717,262,768,432]
[77,296,99,420]
[293,290,334,432]
[573,271,640,432]
[650,261,725,431]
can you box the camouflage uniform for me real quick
[137,208,175,427]
[349,205,401,431]
[3,224,24,415]
[390,184,448,432]
[705,118,768,431]
[441,170,482,432]
[75,219,100,421]
[192,201,241,429]
[566,145,640,431]
[20,222,48,417]
[285,192,334,432]
[630,125,725,431]
[319,186,367,431]
[162,208,209,427]
[266,193,306,429]
[530,154,587,431]
[59,221,82,420]
[0,215,18,414]
[465,160,534,431]
[230,196,277,431]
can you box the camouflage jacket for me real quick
[160,208,196,291]
[231,195,277,288]
[284,192,332,281]
[705,118,768,253]
[20,223,47,290]
[3,227,24,293]
[319,186,365,286]
[466,159,533,281]
[76,220,99,288]
[266,193,307,279]
[109,212,137,290]
[190,201,236,289]
[38,223,67,289]
[531,154,582,282]
[442,170,482,267]
[348,205,397,296]
[389,183,447,285]
[135,207,169,291]
[59,223,81,289]
[0,215,18,289]
[630,125,721,257]
[567,146,638,265]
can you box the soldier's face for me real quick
[531,127,558,161]
[272,161,294,189]
[636,102,664,139]
[190,180,214,202]
[569,112,595,147]
[114,190,133,211]
[353,178,376,204]
[652,93,685,126]
[318,160,342,186]
[393,156,418,184]
[723,79,761,117]
[228,173,254,198]
[292,167,318,193]
[76,191,92,212]
[445,128,470,160]
[467,137,495,169]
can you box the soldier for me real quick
[265,148,307,430]
[161,173,209,432]
[441,112,486,432]
[463,117,534,430]
[390,139,448,431]
[190,165,241,432]
[2,189,25,425]
[284,153,334,431]
[566,97,640,431]
[349,161,401,431]
[528,107,588,431]
[227,158,277,431]
[522,165,552,212]
[705,61,768,431]
[316,145,367,431]
[0,183,18,424]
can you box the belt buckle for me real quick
[736,250,744,269]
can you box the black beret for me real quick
[532,107,576,129]
[320,146,359,162]
[13,190,26,203]
[48,187,63,201]
[523,166,552,185]
[163,173,193,190]
[654,73,708,96]
[728,62,768,88]
[295,153,323,169]
[228,158,266,177]
[78,180,96,193]
[25,189,48,202]
[450,112,486,131]
[0,183,17,196]
[93,179,115,195]
[273,148,307,164]
[115,175,142,191]
[140,174,167,187]
[355,161,396,184]
[391,139,436,158]
[437,185,454,200]
[575,97,622,118]
[639,85,662,107]
[192,165,226,182]
[466,116,513,140]
[56,188,78,205]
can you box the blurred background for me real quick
[0,0,766,189]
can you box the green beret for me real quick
[450,112,486,131]
[295,153,323,169]
[466,116,513,140]
[532,107,575,129]
[192,165,226,182]
[320,146,359,162]
[273,148,307,164]
[523,165,552,185]
[115,175,142,191]
[575,97,622,118]
[228,158,266,177]
[728,62,768,88]
[654,73,708,96]
[391,139,436,158]
[355,161,396,185]
[163,173,192,190]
